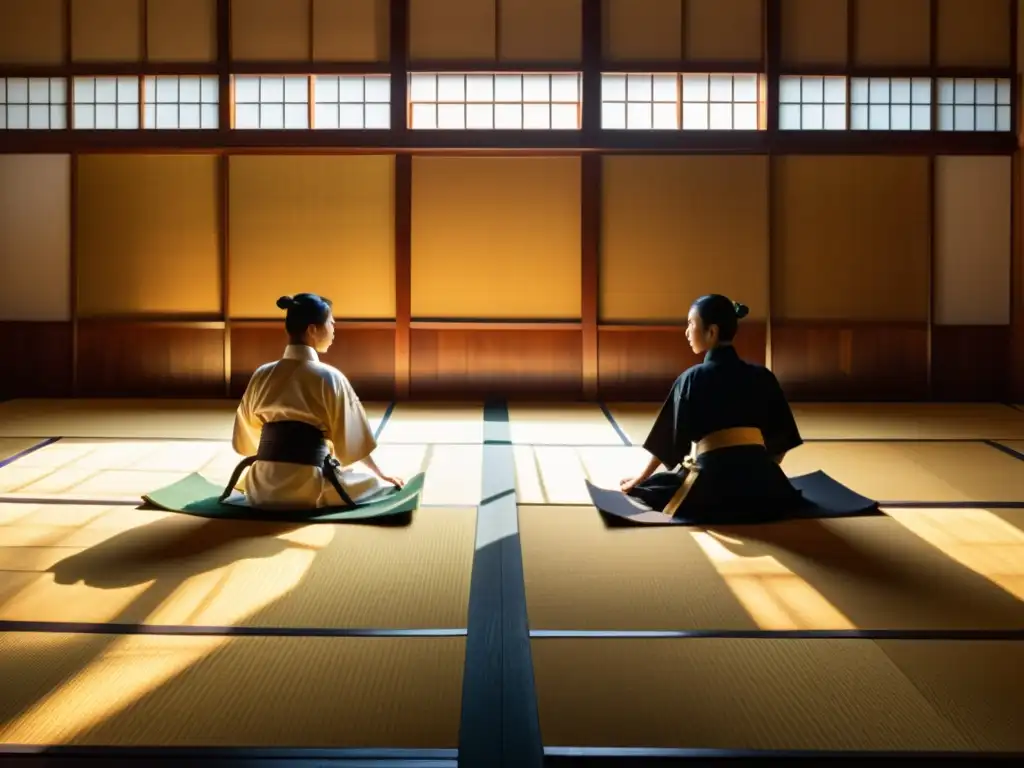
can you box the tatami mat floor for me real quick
[1,399,1023,763]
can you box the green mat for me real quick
[142,472,426,523]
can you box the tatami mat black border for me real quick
[0,620,466,638]
[0,437,60,469]
[984,439,1024,462]
[529,628,1024,640]
[0,745,457,765]
[544,747,1024,763]
[375,401,396,440]
[598,403,632,445]
[457,400,543,767]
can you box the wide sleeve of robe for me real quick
[326,372,378,467]
[231,384,260,456]
[642,373,695,470]
[758,368,803,457]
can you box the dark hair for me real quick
[691,294,749,342]
[276,293,333,339]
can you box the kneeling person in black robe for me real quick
[619,294,826,523]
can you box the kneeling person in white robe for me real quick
[226,293,404,510]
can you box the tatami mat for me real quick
[0,399,389,440]
[532,637,978,751]
[513,445,664,505]
[0,632,464,748]
[377,402,484,444]
[0,438,47,464]
[782,442,1024,502]
[874,641,1024,752]
[606,402,1024,443]
[372,443,484,506]
[602,403,660,446]
[996,440,1024,458]
[519,506,1024,631]
[507,404,624,446]
[0,503,475,628]
[790,403,1024,441]
[0,437,483,506]
[513,440,1024,506]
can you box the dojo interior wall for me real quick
[0,0,1019,403]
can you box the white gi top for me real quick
[230,344,387,508]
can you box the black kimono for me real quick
[587,345,880,526]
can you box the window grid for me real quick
[850,77,932,131]
[680,74,760,130]
[313,75,391,129]
[601,73,679,129]
[601,73,763,130]
[72,76,140,129]
[0,77,67,130]
[937,77,1012,132]
[4,72,1015,135]
[778,75,847,130]
[233,76,310,130]
[407,73,582,130]
[143,76,219,129]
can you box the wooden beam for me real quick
[580,0,601,400]
[2,130,1015,154]
[765,0,781,370]
[391,0,411,399]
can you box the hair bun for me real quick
[276,295,294,310]
[733,302,749,319]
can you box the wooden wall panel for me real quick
[598,322,767,401]
[230,323,396,399]
[0,0,64,64]
[601,0,682,61]
[499,0,581,62]
[411,157,581,319]
[934,156,1012,325]
[936,0,1012,67]
[0,155,71,322]
[70,0,143,62]
[228,155,395,319]
[0,322,73,399]
[230,0,310,61]
[771,321,929,400]
[772,156,931,322]
[780,0,848,66]
[600,155,769,323]
[312,0,389,62]
[75,321,225,397]
[146,0,217,62]
[409,327,582,399]
[854,0,931,66]
[931,325,1009,401]
[408,0,496,60]
[76,155,221,317]
[685,0,763,63]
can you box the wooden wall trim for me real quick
[3,132,1016,156]
[6,59,1014,80]
[4,317,1013,403]
[580,0,601,400]
[409,321,582,331]
[926,155,935,396]
[394,155,412,399]
[233,320,397,330]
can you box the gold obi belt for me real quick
[662,427,765,517]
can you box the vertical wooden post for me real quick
[765,0,781,371]
[392,0,411,400]
[580,0,601,400]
